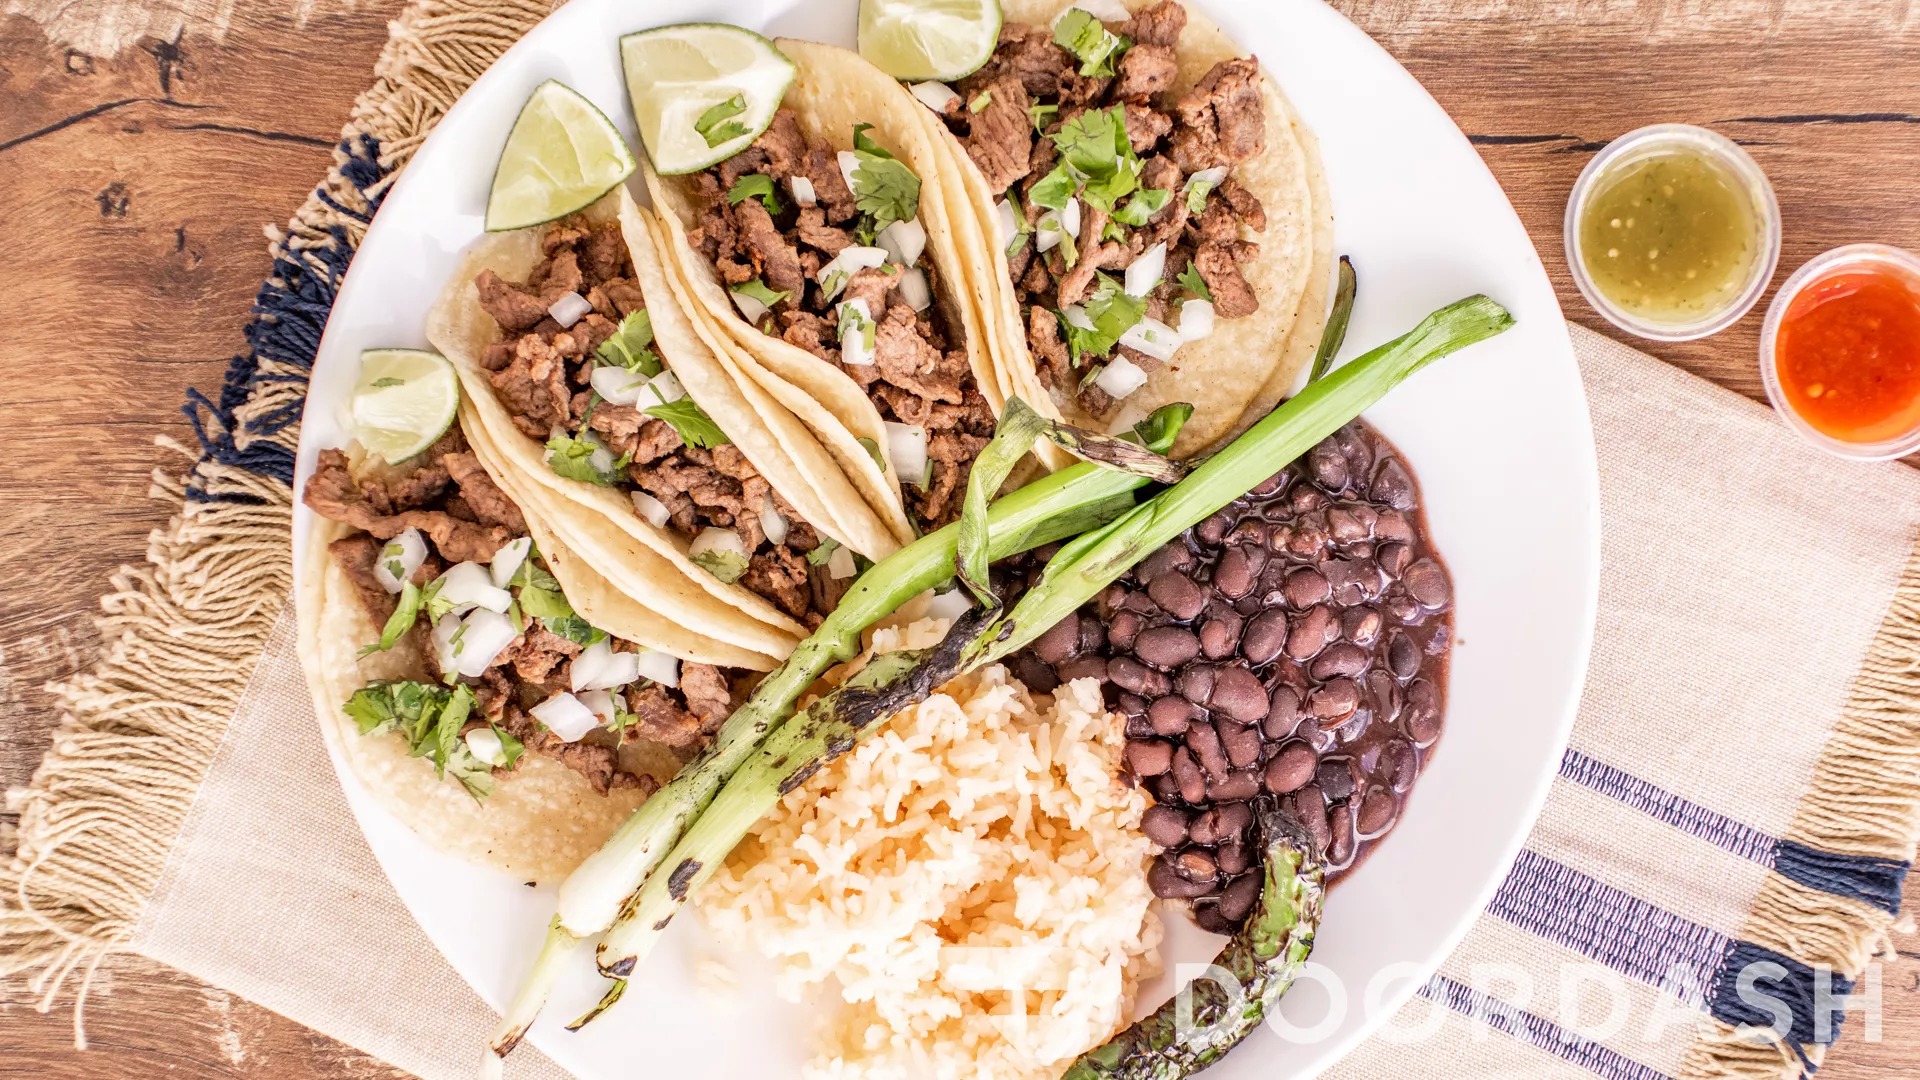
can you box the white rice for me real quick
[704,620,1162,1080]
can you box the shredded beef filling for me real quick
[941,1,1270,419]
[303,440,744,795]
[471,212,832,625]
[687,109,991,530]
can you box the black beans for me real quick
[1007,419,1452,921]
[1135,626,1200,670]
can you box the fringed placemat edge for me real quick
[0,0,554,1045]
[1682,536,1920,1078]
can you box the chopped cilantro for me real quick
[727,173,784,214]
[968,90,993,113]
[1028,102,1060,135]
[1053,8,1131,78]
[546,431,630,486]
[691,546,749,584]
[1028,163,1077,211]
[491,725,525,769]
[1186,178,1217,215]
[343,681,492,800]
[837,300,876,351]
[540,614,608,647]
[643,398,732,450]
[1059,274,1146,363]
[857,436,885,471]
[849,123,922,238]
[731,278,789,309]
[806,537,841,566]
[359,578,443,656]
[1050,106,1140,212]
[1178,262,1213,301]
[695,95,748,148]
[1112,186,1171,227]
[1006,231,1031,258]
[595,310,660,375]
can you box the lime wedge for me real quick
[350,349,460,464]
[621,24,795,176]
[485,80,637,232]
[858,0,1002,82]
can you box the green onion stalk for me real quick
[588,294,1514,983]
[485,406,1193,1063]
[1062,799,1326,1080]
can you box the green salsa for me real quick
[1577,150,1759,322]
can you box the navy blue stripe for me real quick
[1707,940,1853,1066]
[1558,749,1778,865]
[1488,849,1729,993]
[1772,841,1909,915]
[1421,975,1673,1080]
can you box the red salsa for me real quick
[1774,266,1920,445]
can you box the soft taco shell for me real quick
[643,38,1010,521]
[296,519,674,883]
[924,0,1333,456]
[427,186,853,660]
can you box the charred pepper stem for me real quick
[1062,800,1326,1080]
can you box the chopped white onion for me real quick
[572,639,642,693]
[1094,354,1151,399]
[1178,298,1216,342]
[453,607,520,679]
[876,218,927,268]
[372,528,426,594]
[634,648,681,688]
[437,561,512,614]
[908,80,960,114]
[994,199,1020,246]
[1119,317,1183,363]
[1061,304,1095,331]
[760,493,789,547]
[644,370,686,407]
[578,688,618,724]
[1061,198,1083,239]
[837,298,876,367]
[1036,199,1080,253]
[691,526,748,562]
[838,150,861,193]
[1065,0,1132,23]
[547,292,593,329]
[464,726,509,767]
[488,536,531,589]
[530,691,600,743]
[431,613,461,676]
[1184,166,1231,206]
[590,364,650,406]
[1125,241,1168,297]
[886,421,929,489]
[899,267,932,313]
[631,490,672,528]
[589,443,618,478]
[815,245,891,300]
[927,587,974,621]
[828,543,858,580]
[731,288,771,325]
[787,175,818,207]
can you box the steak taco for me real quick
[908,0,1334,453]
[427,186,904,664]
[637,37,1018,534]
[297,417,776,880]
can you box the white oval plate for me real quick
[293,0,1600,1075]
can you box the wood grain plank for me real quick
[2,1,1917,1078]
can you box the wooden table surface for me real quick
[2,0,1917,1075]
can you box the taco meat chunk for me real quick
[471,212,836,625]
[686,108,993,531]
[304,436,748,800]
[941,0,1269,419]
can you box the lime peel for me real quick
[351,349,461,464]
[486,80,637,232]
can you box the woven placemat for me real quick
[4,3,1916,1078]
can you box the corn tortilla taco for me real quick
[297,419,773,881]
[641,38,1014,535]
[426,187,911,661]
[909,0,1334,455]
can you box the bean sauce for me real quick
[1007,420,1452,933]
